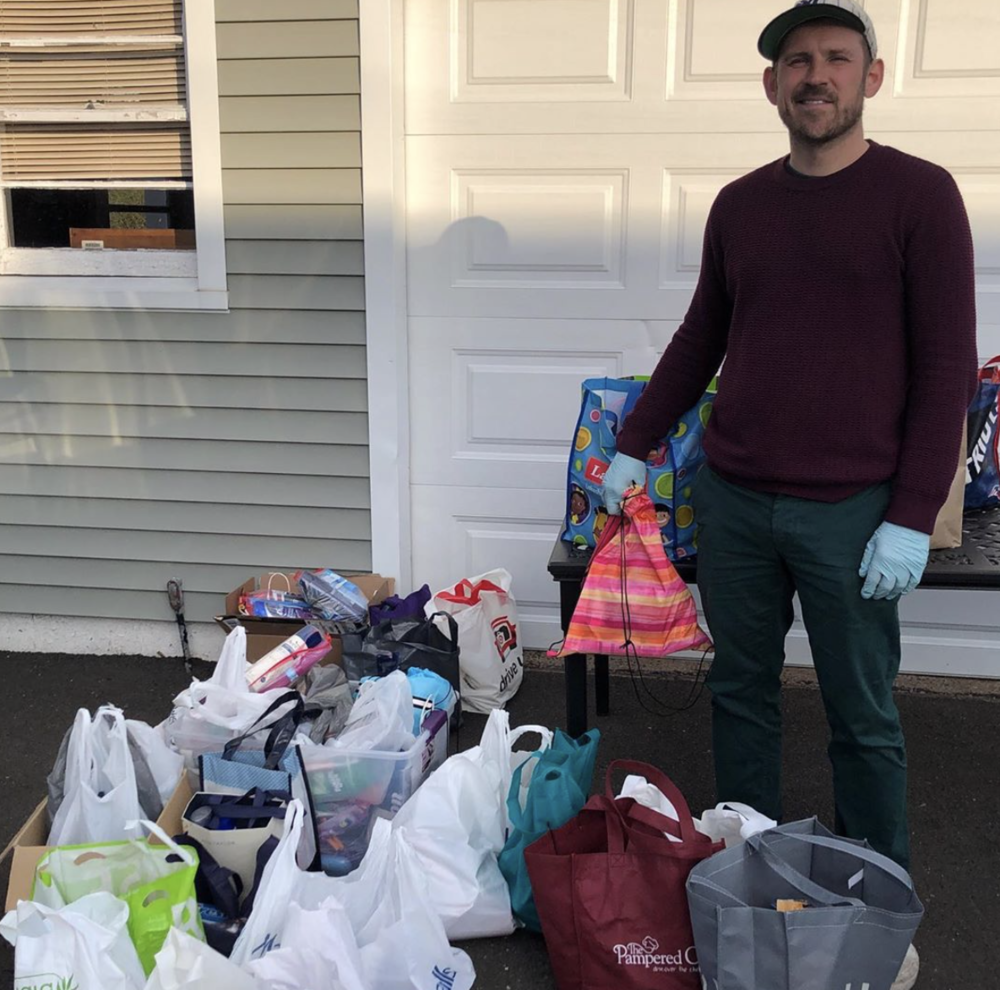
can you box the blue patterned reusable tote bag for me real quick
[965,355,1000,510]
[562,376,717,560]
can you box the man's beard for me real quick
[778,83,865,146]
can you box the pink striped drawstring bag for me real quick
[550,487,712,659]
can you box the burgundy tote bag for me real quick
[524,760,722,990]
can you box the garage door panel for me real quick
[454,0,634,103]
[952,174,1000,279]
[670,0,776,100]
[661,170,747,284]
[450,169,629,289]
[410,484,565,639]
[409,317,665,489]
[406,134,785,319]
[404,0,1000,655]
[895,0,1000,97]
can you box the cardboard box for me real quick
[215,572,396,664]
[2,776,195,911]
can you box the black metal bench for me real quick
[547,508,1000,737]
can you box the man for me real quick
[602,3,977,987]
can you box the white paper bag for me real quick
[1,892,146,990]
[48,705,145,845]
[428,568,524,713]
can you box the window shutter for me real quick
[0,0,188,185]
[0,122,190,180]
[0,1,182,37]
[0,49,186,107]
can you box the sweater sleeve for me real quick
[615,200,732,459]
[886,172,979,533]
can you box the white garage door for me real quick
[402,0,1000,674]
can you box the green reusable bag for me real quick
[498,728,601,931]
[31,820,205,975]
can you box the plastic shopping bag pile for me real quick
[1,560,923,990]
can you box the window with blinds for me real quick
[0,0,195,266]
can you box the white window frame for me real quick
[0,0,227,311]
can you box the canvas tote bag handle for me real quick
[604,759,701,843]
[746,832,868,907]
[755,830,915,893]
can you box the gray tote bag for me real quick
[686,819,923,990]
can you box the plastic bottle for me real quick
[245,624,330,692]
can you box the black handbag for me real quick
[341,611,462,726]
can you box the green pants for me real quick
[693,466,909,868]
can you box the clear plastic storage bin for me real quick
[301,711,448,875]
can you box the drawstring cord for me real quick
[619,488,710,717]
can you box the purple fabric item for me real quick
[369,584,432,625]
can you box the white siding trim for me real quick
[1,247,196,277]
[0,613,226,661]
[0,275,227,310]
[185,0,228,296]
[360,0,411,588]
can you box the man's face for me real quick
[763,22,884,146]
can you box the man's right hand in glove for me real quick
[601,452,647,515]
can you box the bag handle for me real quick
[174,833,244,919]
[263,572,293,593]
[127,819,196,866]
[436,578,507,606]
[618,800,687,842]
[508,724,554,753]
[374,611,460,654]
[604,760,700,843]
[223,691,303,769]
[980,355,1000,383]
[745,832,867,907]
[190,788,291,823]
[752,830,915,893]
[506,755,539,830]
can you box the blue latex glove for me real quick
[859,522,930,600]
[601,452,647,515]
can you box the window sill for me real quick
[0,276,229,312]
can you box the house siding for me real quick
[0,0,368,625]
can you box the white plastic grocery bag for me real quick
[428,568,524,713]
[393,754,513,940]
[126,719,184,805]
[698,801,777,847]
[229,800,345,966]
[1,892,146,990]
[143,929,259,990]
[391,710,550,939]
[48,705,145,845]
[245,901,366,990]
[618,774,776,845]
[233,801,475,990]
[165,628,291,765]
[32,820,205,976]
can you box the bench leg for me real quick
[594,654,609,716]
[565,653,588,739]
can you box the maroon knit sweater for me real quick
[616,142,978,534]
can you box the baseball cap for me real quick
[758,0,878,61]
